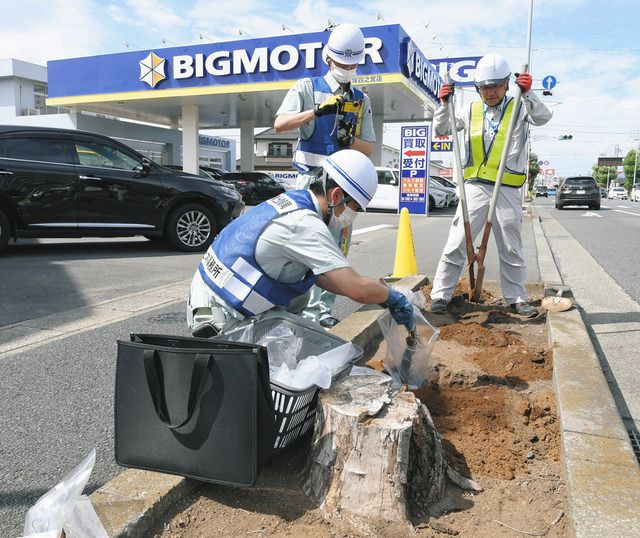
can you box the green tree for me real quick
[528,152,540,191]
[591,164,618,187]
[623,149,639,189]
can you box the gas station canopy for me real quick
[46,24,442,128]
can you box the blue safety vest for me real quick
[198,190,319,317]
[293,77,364,172]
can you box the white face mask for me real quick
[329,206,358,230]
[331,65,358,84]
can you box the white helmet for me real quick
[474,53,511,87]
[323,24,365,65]
[321,150,377,209]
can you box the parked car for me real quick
[608,186,628,200]
[368,167,448,211]
[0,125,244,253]
[535,185,549,197]
[221,172,286,204]
[600,187,608,199]
[199,166,227,180]
[631,185,640,202]
[430,175,459,205]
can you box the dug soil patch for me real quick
[153,281,567,537]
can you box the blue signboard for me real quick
[429,56,482,86]
[48,25,410,100]
[431,140,451,152]
[399,126,430,215]
[542,75,557,90]
[400,40,442,104]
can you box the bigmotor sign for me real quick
[48,25,441,104]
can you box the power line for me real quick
[411,37,640,53]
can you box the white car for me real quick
[608,186,628,200]
[369,167,448,211]
[631,185,640,202]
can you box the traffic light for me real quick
[558,135,573,140]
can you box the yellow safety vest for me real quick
[464,98,526,187]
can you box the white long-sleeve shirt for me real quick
[433,90,553,176]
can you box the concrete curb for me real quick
[532,206,640,536]
[91,275,428,537]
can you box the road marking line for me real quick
[352,224,392,236]
[617,205,629,208]
[582,212,603,218]
[614,209,640,217]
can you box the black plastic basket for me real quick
[215,314,363,449]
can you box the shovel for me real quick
[444,72,476,299]
[379,279,422,386]
[542,284,572,312]
[472,63,528,302]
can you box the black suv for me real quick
[0,126,244,253]
[221,172,287,205]
[556,176,600,210]
[535,185,548,197]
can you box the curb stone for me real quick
[91,275,428,537]
[532,205,640,536]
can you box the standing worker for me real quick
[430,53,552,317]
[273,23,376,328]
[187,149,413,336]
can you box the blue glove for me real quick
[380,287,416,331]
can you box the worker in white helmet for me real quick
[187,150,414,336]
[273,23,376,329]
[430,53,552,318]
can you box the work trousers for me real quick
[430,181,528,305]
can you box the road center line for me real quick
[352,224,392,236]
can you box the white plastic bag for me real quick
[272,342,358,390]
[21,449,107,538]
[377,306,439,389]
[256,323,302,373]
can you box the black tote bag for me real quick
[115,334,275,487]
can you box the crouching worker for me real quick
[187,149,414,336]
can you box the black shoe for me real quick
[430,298,449,314]
[510,302,539,318]
[319,316,340,328]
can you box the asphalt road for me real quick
[533,196,640,304]
[0,204,542,534]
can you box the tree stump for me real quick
[302,375,480,523]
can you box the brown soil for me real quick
[154,281,567,537]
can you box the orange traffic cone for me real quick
[390,208,418,278]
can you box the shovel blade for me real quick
[466,263,476,299]
[542,297,573,312]
[472,264,485,302]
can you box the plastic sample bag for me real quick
[377,306,439,389]
[272,342,358,390]
[21,449,107,538]
[256,323,302,373]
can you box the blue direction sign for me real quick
[542,75,557,90]
[431,140,451,152]
[400,126,430,215]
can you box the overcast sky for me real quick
[1,0,638,177]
